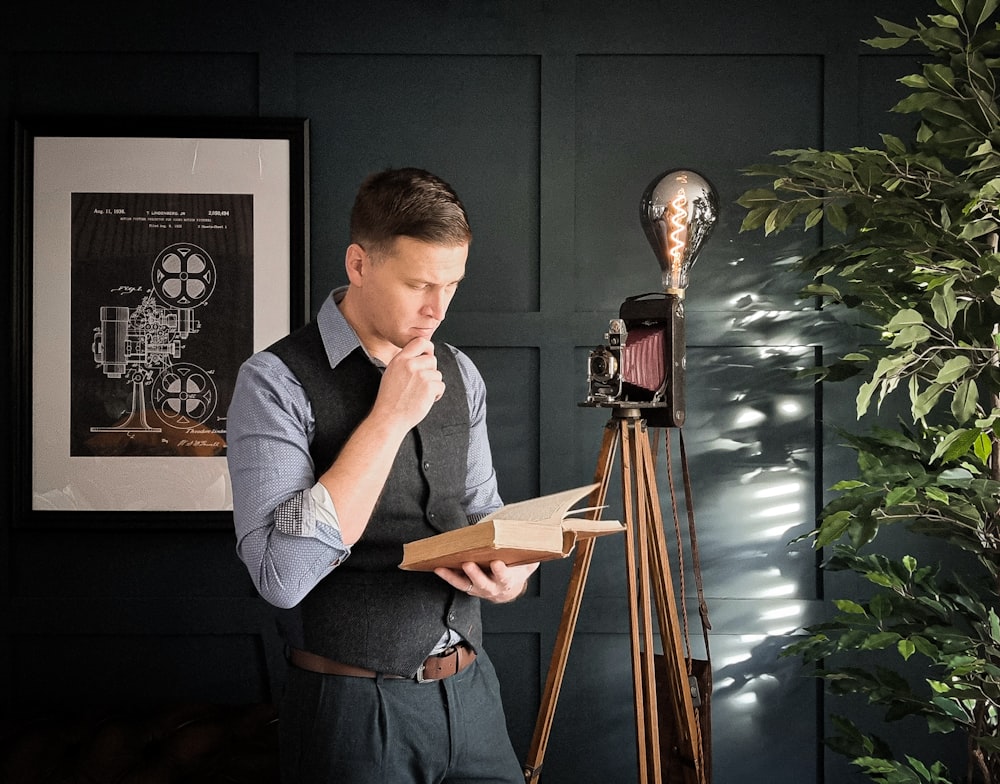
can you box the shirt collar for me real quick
[316,286,383,370]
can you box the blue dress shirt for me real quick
[227,288,502,610]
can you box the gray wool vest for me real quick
[267,321,482,677]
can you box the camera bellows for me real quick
[620,325,666,396]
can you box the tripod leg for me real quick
[523,420,620,784]
[641,429,706,784]
[622,419,662,784]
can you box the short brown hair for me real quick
[350,167,472,256]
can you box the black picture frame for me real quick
[12,116,310,527]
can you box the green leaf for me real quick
[886,309,924,330]
[930,288,958,328]
[864,35,912,50]
[967,0,1000,28]
[927,714,957,734]
[899,74,930,89]
[861,631,901,649]
[834,598,867,615]
[830,153,854,172]
[869,593,892,619]
[889,324,932,348]
[934,355,971,383]
[801,282,843,299]
[898,638,916,660]
[940,203,953,231]
[959,218,999,240]
[972,139,994,157]
[740,206,771,232]
[876,17,918,36]
[831,479,867,490]
[913,383,946,421]
[925,485,951,503]
[928,679,950,695]
[826,203,849,233]
[894,92,941,114]
[930,427,980,463]
[865,571,894,588]
[913,636,940,658]
[951,378,979,423]
[853,757,898,774]
[857,379,879,418]
[804,207,824,230]
[880,134,907,155]
[924,63,958,90]
[973,431,992,463]
[928,13,961,28]
[885,485,917,507]
[817,511,853,548]
[872,355,907,381]
[930,694,970,721]
[919,26,965,52]
[764,208,779,236]
[906,756,933,780]
[736,188,778,208]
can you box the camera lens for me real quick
[588,348,617,383]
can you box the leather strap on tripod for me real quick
[660,428,712,655]
[679,430,712,647]
[675,428,713,784]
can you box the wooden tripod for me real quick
[522,408,709,784]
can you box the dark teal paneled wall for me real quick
[1,2,932,782]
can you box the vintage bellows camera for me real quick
[581,168,718,429]
[585,292,686,428]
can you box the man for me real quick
[227,167,538,783]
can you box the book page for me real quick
[479,484,599,525]
[563,518,624,536]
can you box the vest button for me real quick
[428,512,436,521]
[422,461,431,471]
[448,613,456,622]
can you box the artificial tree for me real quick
[737,1,1000,782]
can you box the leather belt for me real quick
[289,644,476,683]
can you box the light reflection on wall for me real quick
[673,341,821,735]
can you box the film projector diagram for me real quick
[90,242,219,435]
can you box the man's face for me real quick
[350,235,468,355]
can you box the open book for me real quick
[399,483,624,571]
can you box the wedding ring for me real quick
[465,581,474,593]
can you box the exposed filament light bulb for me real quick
[667,188,689,286]
[640,169,719,297]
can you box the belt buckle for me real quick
[415,645,457,683]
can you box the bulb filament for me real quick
[667,188,689,285]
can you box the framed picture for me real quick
[13,116,309,525]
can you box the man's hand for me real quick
[317,338,444,545]
[372,338,445,432]
[434,560,540,604]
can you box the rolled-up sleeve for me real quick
[227,352,350,609]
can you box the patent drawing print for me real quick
[20,120,304,516]
[70,192,253,458]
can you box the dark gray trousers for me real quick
[279,649,523,784]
